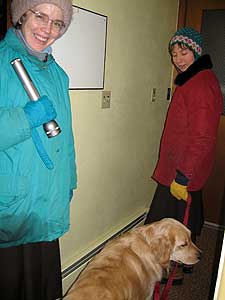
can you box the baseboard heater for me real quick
[62,212,147,279]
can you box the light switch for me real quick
[167,88,171,101]
[151,88,156,102]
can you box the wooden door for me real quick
[7,0,11,29]
[0,1,7,39]
[178,0,225,226]
[0,0,11,40]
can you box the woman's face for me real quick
[21,3,64,52]
[171,43,195,72]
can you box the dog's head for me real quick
[168,219,202,265]
[138,218,202,268]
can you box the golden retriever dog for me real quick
[64,218,201,300]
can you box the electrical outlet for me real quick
[151,88,156,102]
[102,91,111,109]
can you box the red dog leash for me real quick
[183,193,192,226]
[153,193,192,300]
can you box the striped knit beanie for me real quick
[169,27,203,59]
[11,0,73,35]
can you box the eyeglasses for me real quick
[29,9,65,32]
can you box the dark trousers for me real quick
[0,240,62,300]
[145,184,204,238]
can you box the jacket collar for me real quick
[175,54,213,86]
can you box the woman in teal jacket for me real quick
[0,1,77,299]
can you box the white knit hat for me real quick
[11,0,73,35]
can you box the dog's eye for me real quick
[180,243,187,248]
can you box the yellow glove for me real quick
[170,180,188,201]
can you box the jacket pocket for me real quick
[0,174,29,244]
[0,174,28,207]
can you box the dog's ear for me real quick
[149,235,175,268]
[137,225,155,242]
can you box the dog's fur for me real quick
[64,218,201,300]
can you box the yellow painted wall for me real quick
[59,0,178,286]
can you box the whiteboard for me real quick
[53,6,107,89]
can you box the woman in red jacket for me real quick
[145,27,223,283]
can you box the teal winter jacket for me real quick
[0,28,77,248]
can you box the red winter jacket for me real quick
[153,55,223,191]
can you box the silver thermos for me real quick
[11,58,61,138]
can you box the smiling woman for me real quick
[0,1,77,300]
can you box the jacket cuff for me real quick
[175,170,189,186]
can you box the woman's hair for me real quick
[14,13,28,29]
[169,42,195,56]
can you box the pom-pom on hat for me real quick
[169,27,203,59]
[11,0,73,35]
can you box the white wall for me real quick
[59,0,178,293]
